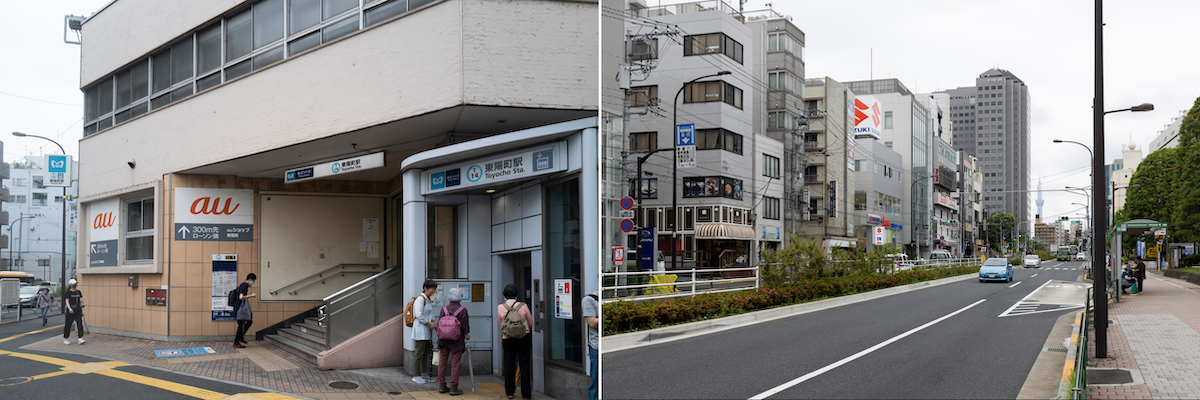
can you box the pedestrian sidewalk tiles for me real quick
[1087,272,1200,399]
[21,333,547,400]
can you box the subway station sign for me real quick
[421,141,567,195]
[285,152,385,183]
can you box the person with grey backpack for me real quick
[497,284,533,399]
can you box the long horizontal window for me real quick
[683,81,743,109]
[768,32,804,61]
[768,71,803,96]
[695,128,743,155]
[684,32,743,64]
[83,0,425,137]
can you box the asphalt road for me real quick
[0,312,276,399]
[603,261,1088,399]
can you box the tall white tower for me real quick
[1035,177,1045,219]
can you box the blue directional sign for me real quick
[676,123,696,168]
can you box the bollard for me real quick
[690,269,696,297]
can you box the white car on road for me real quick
[1023,255,1041,268]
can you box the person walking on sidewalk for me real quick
[1134,257,1147,295]
[437,287,470,396]
[62,279,84,345]
[583,289,600,400]
[233,273,257,348]
[37,287,53,326]
[412,279,438,384]
[498,284,533,399]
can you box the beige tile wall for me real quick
[84,173,396,339]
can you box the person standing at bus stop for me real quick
[1134,257,1147,294]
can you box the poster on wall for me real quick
[554,279,573,319]
[174,188,254,242]
[211,254,238,321]
[88,198,121,267]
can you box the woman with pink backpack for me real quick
[436,287,471,396]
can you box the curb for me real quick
[1057,311,1084,399]
[602,272,978,353]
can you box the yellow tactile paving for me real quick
[62,362,120,374]
[237,342,298,372]
[7,351,82,367]
[30,370,73,380]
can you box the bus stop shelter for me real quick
[1112,219,1168,271]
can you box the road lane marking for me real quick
[94,369,230,400]
[998,279,1052,317]
[1009,281,1022,288]
[1032,274,1038,277]
[0,324,64,344]
[749,299,987,400]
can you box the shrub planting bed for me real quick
[604,264,977,335]
[1164,268,1200,285]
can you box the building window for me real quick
[768,71,803,96]
[32,193,48,207]
[125,196,155,262]
[37,259,51,267]
[629,131,657,151]
[630,37,658,60]
[84,0,424,136]
[767,32,803,60]
[32,175,44,189]
[684,33,743,64]
[682,176,743,200]
[427,204,459,279]
[884,111,893,129]
[13,178,26,187]
[9,195,26,204]
[768,111,795,130]
[683,81,743,109]
[545,178,583,368]
[628,178,657,199]
[763,197,780,220]
[628,85,658,108]
[763,154,780,179]
[695,128,743,155]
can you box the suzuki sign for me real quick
[853,96,882,140]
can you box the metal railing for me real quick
[320,266,404,349]
[269,263,382,295]
[600,266,759,303]
[1071,287,1092,400]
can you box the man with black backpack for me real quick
[497,284,533,399]
[233,273,257,348]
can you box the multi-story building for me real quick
[0,143,8,267]
[844,79,933,256]
[958,153,983,257]
[1034,217,1056,249]
[852,134,904,250]
[931,135,959,255]
[624,1,771,268]
[798,77,857,250]
[1,156,78,282]
[1149,109,1188,152]
[940,69,1031,226]
[75,0,598,396]
[747,9,806,253]
[1110,142,1144,216]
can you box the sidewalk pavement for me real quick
[1087,271,1200,399]
[21,333,550,400]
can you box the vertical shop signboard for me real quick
[554,279,573,319]
[211,254,238,321]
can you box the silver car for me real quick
[1023,255,1041,268]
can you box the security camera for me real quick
[127,159,136,168]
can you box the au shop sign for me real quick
[88,198,120,267]
[421,141,567,195]
[174,188,254,241]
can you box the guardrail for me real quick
[1071,287,1092,400]
[600,266,758,303]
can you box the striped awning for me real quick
[694,223,755,240]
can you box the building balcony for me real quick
[0,210,7,226]
[0,162,8,180]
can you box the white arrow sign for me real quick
[178,225,190,238]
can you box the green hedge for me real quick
[603,264,978,335]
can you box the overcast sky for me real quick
[5,0,1199,231]
[749,0,1200,229]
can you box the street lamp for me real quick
[670,71,730,271]
[1103,103,1154,115]
[7,213,40,271]
[12,132,69,293]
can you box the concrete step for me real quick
[263,333,320,365]
[292,321,326,340]
[278,326,326,349]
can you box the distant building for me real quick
[799,77,857,250]
[1110,142,1144,216]
[1,155,78,283]
[1149,109,1188,151]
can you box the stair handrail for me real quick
[322,266,404,349]
[269,263,382,295]
[323,267,393,303]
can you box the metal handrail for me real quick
[601,266,759,302]
[323,267,393,303]
[1071,287,1092,400]
[269,263,381,295]
[287,271,379,295]
[322,266,403,349]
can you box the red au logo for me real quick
[93,212,114,229]
[191,197,241,215]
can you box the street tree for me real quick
[983,213,1016,254]
[1173,96,1200,243]
[1116,146,1177,251]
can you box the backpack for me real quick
[404,294,425,327]
[500,302,527,339]
[227,288,239,307]
[436,306,465,341]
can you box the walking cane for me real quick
[465,345,476,393]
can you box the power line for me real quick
[0,91,82,107]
